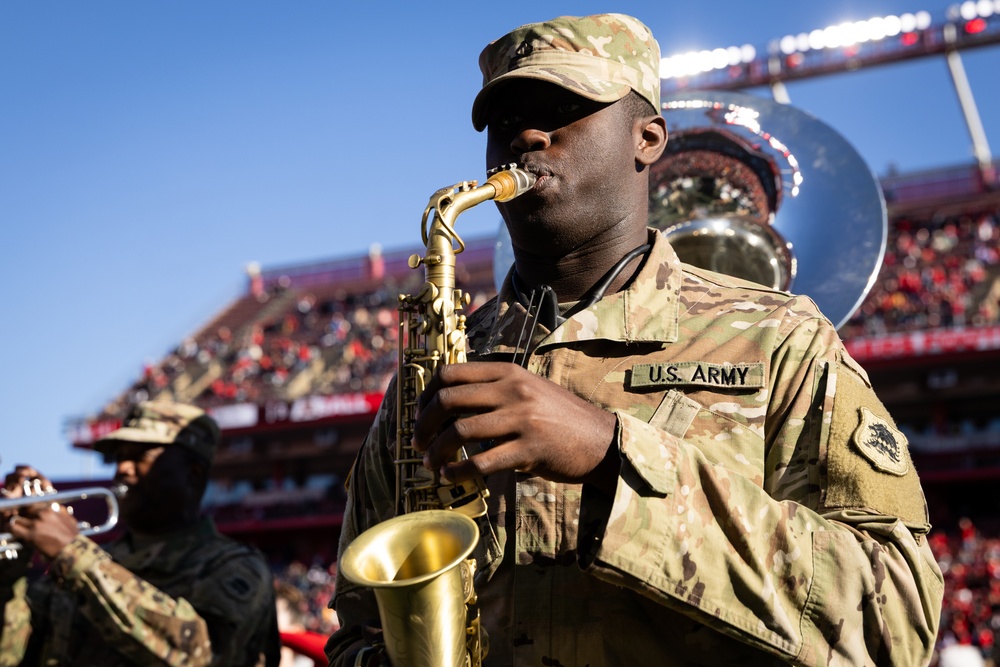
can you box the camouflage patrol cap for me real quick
[472,13,661,131]
[94,400,220,464]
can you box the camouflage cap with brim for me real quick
[472,13,661,132]
[94,400,220,464]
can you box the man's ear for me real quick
[635,114,667,167]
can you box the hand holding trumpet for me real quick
[2,466,80,559]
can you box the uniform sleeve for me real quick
[326,389,397,667]
[0,576,34,666]
[47,535,215,667]
[579,313,944,666]
[13,535,278,667]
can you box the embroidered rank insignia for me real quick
[852,407,908,476]
[630,362,765,389]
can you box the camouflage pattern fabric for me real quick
[328,230,943,667]
[1,517,280,666]
[94,399,221,464]
[472,13,660,131]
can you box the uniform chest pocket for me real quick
[649,389,767,480]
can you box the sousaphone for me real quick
[494,91,887,330]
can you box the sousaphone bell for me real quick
[651,90,887,330]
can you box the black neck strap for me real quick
[511,242,651,333]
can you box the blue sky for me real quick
[2,1,997,481]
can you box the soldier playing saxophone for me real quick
[328,13,943,667]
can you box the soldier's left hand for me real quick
[413,362,620,493]
[3,466,79,560]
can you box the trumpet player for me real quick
[0,400,280,667]
[328,13,943,667]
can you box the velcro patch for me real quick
[631,362,765,389]
[222,574,254,601]
[851,407,908,476]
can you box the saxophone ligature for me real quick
[339,164,535,667]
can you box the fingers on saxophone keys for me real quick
[439,453,494,485]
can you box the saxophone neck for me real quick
[420,165,537,251]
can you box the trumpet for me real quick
[0,485,124,559]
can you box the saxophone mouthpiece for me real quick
[486,164,537,202]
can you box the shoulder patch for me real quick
[851,407,908,476]
[222,574,255,601]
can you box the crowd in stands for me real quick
[273,560,340,637]
[94,206,1000,422]
[191,290,401,408]
[842,210,1000,338]
[101,272,495,420]
[930,519,1000,667]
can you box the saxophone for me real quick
[339,165,536,667]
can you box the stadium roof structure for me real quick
[659,3,1000,178]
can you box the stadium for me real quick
[31,5,1000,665]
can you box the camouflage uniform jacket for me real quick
[1,516,280,666]
[328,230,944,666]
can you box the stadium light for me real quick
[660,43,757,80]
[957,1,996,19]
[660,6,999,86]
[728,11,930,63]
[883,14,904,37]
[867,17,888,40]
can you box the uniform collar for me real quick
[477,229,681,354]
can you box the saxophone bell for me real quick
[338,511,482,667]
